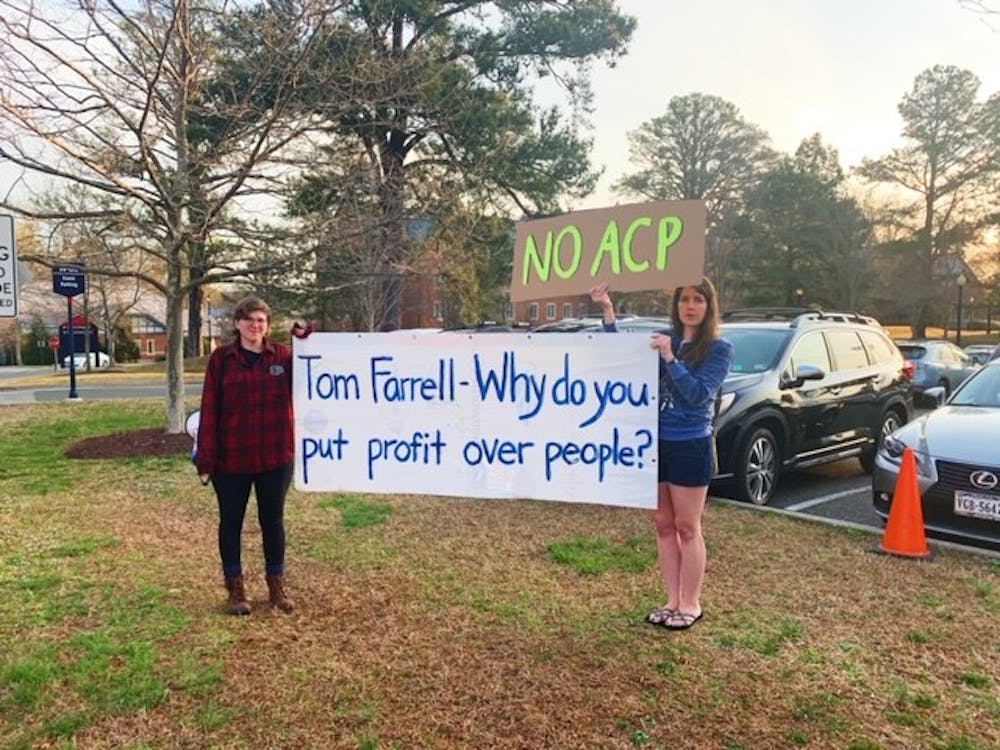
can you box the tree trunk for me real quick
[164,246,187,434]
[187,269,203,357]
[378,133,407,332]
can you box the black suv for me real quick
[713,308,913,505]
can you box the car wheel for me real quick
[859,409,905,474]
[736,426,778,506]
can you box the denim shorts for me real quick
[658,437,715,487]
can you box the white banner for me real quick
[294,332,659,509]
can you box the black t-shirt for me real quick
[239,346,262,367]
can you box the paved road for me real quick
[713,457,881,528]
[712,410,935,532]
[29,384,203,402]
[0,382,203,403]
[0,365,55,381]
[0,367,202,404]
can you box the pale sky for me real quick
[575,0,1000,209]
[2,1,997,214]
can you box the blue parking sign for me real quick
[53,264,86,297]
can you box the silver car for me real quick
[531,315,671,333]
[963,344,996,366]
[872,359,1000,552]
[896,340,979,402]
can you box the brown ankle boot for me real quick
[224,575,251,616]
[265,574,294,612]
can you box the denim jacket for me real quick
[604,324,733,441]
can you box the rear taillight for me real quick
[902,360,915,380]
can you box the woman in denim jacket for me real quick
[591,278,733,630]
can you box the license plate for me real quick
[954,490,1000,522]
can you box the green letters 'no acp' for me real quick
[510,199,706,303]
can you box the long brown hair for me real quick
[671,277,721,367]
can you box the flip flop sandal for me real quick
[664,611,704,631]
[646,606,678,625]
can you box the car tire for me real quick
[735,426,778,506]
[859,408,905,474]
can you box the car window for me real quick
[950,364,1000,407]
[722,328,790,373]
[787,331,831,376]
[897,345,927,360]
[859,330,899,365]
[826,329,869,371]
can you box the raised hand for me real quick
[291,321,314,339]
[589,282,612,310]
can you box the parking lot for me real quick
[724,456,879,527]
[713,406,938,529]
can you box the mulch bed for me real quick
[65,429,193,459]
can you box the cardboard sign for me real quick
[293,332,659,509]
[510,199,706,302]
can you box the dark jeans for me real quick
[212,463,293,578]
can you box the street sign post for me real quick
[52,264,86,400]
[53,264,86,298]
[0,215,17,318]
[48,335,60,367]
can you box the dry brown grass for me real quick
[885,326,998,346]
[1,401,998,750]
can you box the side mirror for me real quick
[780,364,825,389]
[796,364,826,382]
[923,386,946,408]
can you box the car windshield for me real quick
[897,345,928,360]
[948,364,1000,407]
[722,328,791,374]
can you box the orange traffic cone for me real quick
[877,447,932,559]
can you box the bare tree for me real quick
[614,93,776,304]
[960,0,1000,29]
[0,0,346,431]
[858,65,1000,337]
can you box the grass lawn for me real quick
[1,401,998,750]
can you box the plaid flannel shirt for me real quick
[195,340,294,476]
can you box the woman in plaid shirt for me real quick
[196,296,296,615]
